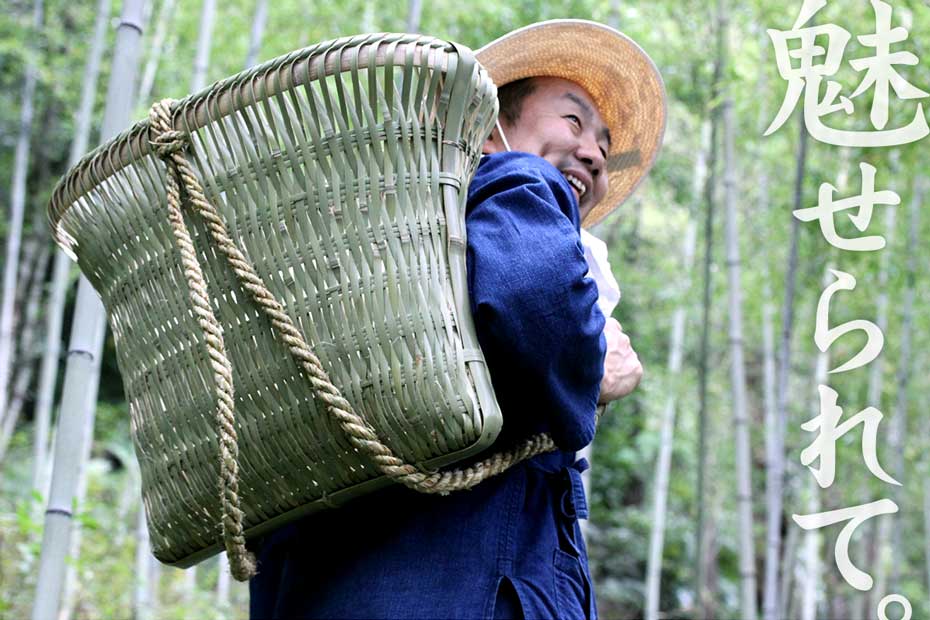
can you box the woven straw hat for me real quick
[476,19,667,227]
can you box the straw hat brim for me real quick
[476,20,667,228]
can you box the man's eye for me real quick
[565,114,581,127]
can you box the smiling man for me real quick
[249,20,665,620]
[465,76,626,458]
[486,77,611,218]
[468,21,666,458]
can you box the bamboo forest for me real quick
[2,0,929,618]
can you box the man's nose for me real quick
[576,137,605,178]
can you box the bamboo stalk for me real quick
[31,3,145,618]
[137,0,176,105]
[32,0,112,494]
[405,0,423,33]
[149,555,162,618]
[216,552,231,611]
[0,245,49,462]
[800,291,831,620]
[0,0,43,426]
[645,220,697,620]
[56,400,97,620]
[14,238,39,327]
[190,0,217,92]
[134,505,153,620]
[179,567,196,605]
[645,120,706,620]
[869,173,918,611]
[607,0,621,29]
[768,98,809,620]
[756,26,782,620]
[799,473,823,620]
[720,11,757,614]
[695,4,724,614]
[243,0,268,69]
[115,466,139,548]
[885,175,920,594]
[778,512,800,617]
[923,381,930,605]
[361,3,376,33]
[851,202,895,620]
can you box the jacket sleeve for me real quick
[466,153,606,452]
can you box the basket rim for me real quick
[47,31,467,246]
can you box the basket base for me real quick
[165,430,496,569]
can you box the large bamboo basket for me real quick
[48,33,502,569]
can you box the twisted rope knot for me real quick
[151,129,188,158]
[148,98,188,158]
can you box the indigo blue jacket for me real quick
[249,152,606,619]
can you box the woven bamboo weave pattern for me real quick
[48,33,503,569]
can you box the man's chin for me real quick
[578,201,595,223]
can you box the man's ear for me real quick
[482,128,502,155]
[483,119,513,154]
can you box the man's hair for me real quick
[497,77,537,126]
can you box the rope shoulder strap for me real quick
[148,98,592,581]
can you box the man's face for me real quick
[485,77,611,221]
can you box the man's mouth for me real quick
[563,173,587,200]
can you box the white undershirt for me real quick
[580,228,621,318]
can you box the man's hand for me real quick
[599,318,643,403]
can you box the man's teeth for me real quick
[564,174,587,197]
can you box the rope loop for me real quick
[148,98,257,582]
